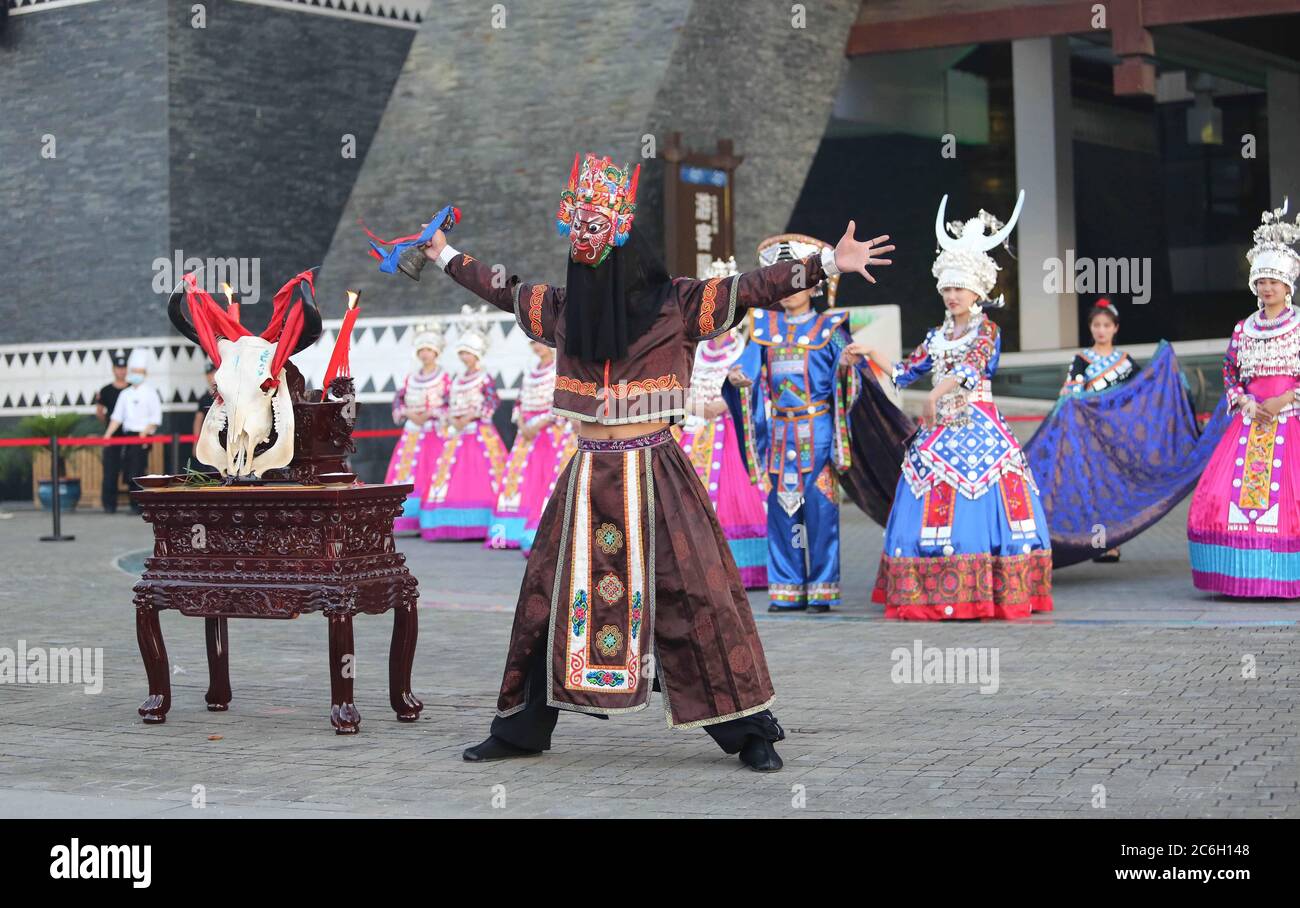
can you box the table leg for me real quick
[135,598,171,724]
[204,617,232,711]
[328,612,361,734]
[389,600,423,721]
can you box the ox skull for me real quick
[196,336,295,478]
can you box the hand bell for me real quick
[397,245,430,282]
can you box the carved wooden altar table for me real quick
[131,481,421,735]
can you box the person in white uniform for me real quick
[103,349,163,513]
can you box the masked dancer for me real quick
[419,151,893,770]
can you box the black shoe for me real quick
[768,603,807,612]
[1092,547,1121,564]
[738,736,784,772]
[461,735,542,762]
[808,604,831,614]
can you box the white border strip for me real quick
[10,0,105,15]
[231,0,427,30]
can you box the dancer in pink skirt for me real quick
[678,257,769,588]
[1188,201,1300,597]
[385,327,452,533]
[420,310,508,541]
[488,340,578,553]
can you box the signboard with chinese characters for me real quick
[663,133,742,278]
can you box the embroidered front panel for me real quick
[768,415,788,476]
[481,424,508,492]
[902,405,1032,500]
[426,433,463,504]
[1226,416,1287,533]
[563,450,645,694]
[685,416,720,497]
[920,480,955,548]
[391,427,421,483]
[815,463,837,503]
[496,432,532,508]
[998,471,1037,538]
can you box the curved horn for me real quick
[293,267,324,354]
[167,274,202,346]
[979,189,1025,252]
[934,194,958,251]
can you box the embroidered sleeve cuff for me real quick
[436,243,459,271]
[820,246,840,277]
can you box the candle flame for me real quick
[345,290,360,311]
[221,282,234,304]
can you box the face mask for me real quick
[127,373,145,385]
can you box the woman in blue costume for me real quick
[1057,299,1138,561]
[858,192,1054,620]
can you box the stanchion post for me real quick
[169,432,180,474]
[40,434,75,542]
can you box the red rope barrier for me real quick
[0,429,405,448]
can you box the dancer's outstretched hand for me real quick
[420,226,448,258]
[834,221,895,284]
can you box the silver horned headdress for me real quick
[932,190,1025,306]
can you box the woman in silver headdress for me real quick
[855,192,1054,620]
[1187,201,1300,598]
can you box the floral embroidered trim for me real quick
[699,278,721,335]
[556,375,600,397]
[877,548,1053,608]
[630,590,643,638]
[529,284,546,338]
[570,589,588,637]
[585,670,626,687]
[576,428,675,451]
[556,373,685,401]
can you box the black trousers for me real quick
[106,433,147,512]
[100,435,127,512]
[489,643,784,754]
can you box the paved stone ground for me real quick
[0,499,1295,818]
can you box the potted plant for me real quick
[0,413,97,510]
